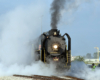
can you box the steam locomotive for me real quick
[35,29,71,69]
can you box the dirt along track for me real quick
[13,74,84,80]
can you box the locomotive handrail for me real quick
[63,33,71,51]
[43,33,47,37]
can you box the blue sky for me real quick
[0,0,100,56]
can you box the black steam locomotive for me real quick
[35,29,71,69]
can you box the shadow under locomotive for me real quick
[35,29,71,70]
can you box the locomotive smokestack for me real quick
[50,0,66,29]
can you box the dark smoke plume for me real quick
[50,0,66,29]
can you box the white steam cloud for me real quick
[0,5,41,66]
[66,61,100,80]
[0,2,56,76]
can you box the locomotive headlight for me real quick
[53,45,58,49]
[54,32,57,35]
[52,44,59,51]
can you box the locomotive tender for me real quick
[36,29,71,69]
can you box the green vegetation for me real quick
[72,55,100,66]
[74,56,84,61]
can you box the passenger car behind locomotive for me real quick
[36,29,71,69]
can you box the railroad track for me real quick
[13,74,84,80]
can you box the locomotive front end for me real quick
[45,29,66,63]
[36,29,71,70]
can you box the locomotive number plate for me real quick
[53,57,59,61]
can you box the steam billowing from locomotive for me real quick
[50,0,66,29]
[34,0,71,70]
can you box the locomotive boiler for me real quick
[35,29,71,69]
